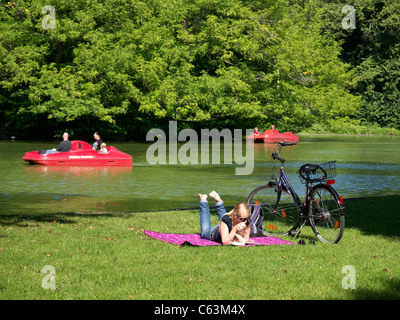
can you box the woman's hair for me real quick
[219,203,250,243]
[222,202,250,221]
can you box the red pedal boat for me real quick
[247,129,299,144]
[23,140,132,166]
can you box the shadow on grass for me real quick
[349,278,400,300]
[0,188,237,228]
[0,190,203,217]
[0,212,79,226]
[1,194,399,240]
[344,195,400,239]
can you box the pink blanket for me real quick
[144,230,294,246]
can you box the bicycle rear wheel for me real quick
[246,183,300,236]
[309,184,345,244]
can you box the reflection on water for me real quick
[0,135,399,215]
[25,165,133,175]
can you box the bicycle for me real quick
[246,141,345,244]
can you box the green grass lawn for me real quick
[1,196,399,300]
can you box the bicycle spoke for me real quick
[247,185,299,236]
[309,185,345,244]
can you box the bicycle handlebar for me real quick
[272,140,298,163]
[272,153,285,163]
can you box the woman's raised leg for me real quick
[209,191,226,221]
[199,194,212,240]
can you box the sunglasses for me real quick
[235,213,249,222]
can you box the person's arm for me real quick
[241,225,251,241]
[56,141,63,151]
[220,221,247,245]
[235,225,253,244]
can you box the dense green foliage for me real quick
[318,0,400,133]
[0,0,398,139]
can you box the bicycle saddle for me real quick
[301,164,319,173]
[299,163,326,181]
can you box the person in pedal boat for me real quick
[92,132,103,151]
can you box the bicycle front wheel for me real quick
[309,184,345,244]
[247,184,300,236]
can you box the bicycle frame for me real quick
[274,162,319,237]
[276,162,304,214]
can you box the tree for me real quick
[318,0,400,130]
[0,0,363,139]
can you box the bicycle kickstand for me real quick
[290,221,307,240]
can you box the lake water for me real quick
[0,135,399,215]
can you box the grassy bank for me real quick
[1,196,399,300]
[299,119,400,136]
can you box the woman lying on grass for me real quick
[198,191,252,245]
